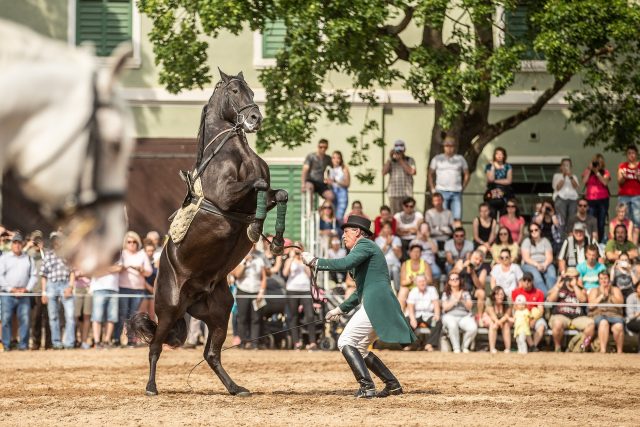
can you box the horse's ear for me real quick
[105,43,133,94]
[237,71,245,80]
[218,68,230,83]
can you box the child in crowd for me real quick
[513,295,532,354]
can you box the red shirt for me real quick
[618,162,640,196]
[512,286,545,308]
[374,216,397,238]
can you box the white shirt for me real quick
[90,273,119,292]
[552,173,579,200]
[394,211,424,241]
[407,286,439,319]
[286,260,310,292]
[429,154,468,192]
[490,263,523,298]
[375,235,402,267]
[236,255,266,293]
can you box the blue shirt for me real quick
[576,261,606,291]
[0,252,38,292]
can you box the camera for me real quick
[592,161,599,168]
[545,207,552,214]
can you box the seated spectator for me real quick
[373,205,397,238]
[521,224,556,296]
[609,202,635,244]
[414,222,442,282]
[302,138,334,203]
[394,197,423,259]
[455,250,489,322]
[511,272,548,352]
[444,227,474,273]
[490,248,523,299]
[375,221,403,292]
[482,286,513,353]
[605,224,638,267]
[499,198,525,244]
[327,237,347,284]
[441,272,477,353]
[610,252,637,301]
[399,241,433,312]
[558,222,592,274]
[532,199,564,255]
[576,244,606,292]
[342,200,369,224]
[491,226,520,265]
[283,244,317,350]
[565,198,598,241]
[318,203,338,239]
[406,274,442,352]
[547,268,595,352]
[90,266,120,348]
[425,192,454,249]
[581,153,610,243]
[472,203,497,253]
[625,281,640,343]
[588,272,625,353]
[484,147,513,217]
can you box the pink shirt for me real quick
[499,215,525,243]
[118,250,152,290]
[584,168,610,200]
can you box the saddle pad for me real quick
[169,176,204,244]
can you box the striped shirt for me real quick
[40,250,70,283]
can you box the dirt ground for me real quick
[1,345,639,426]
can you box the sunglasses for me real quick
[126,240,137,244]
[506,205,516,208]
[529,228,540,233]
[449,276,460,281]
[500,256,510,260]
[499,231,509,235]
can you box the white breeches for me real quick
[337,306,377,357]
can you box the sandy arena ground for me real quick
[1,345,639,426]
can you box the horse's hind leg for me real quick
[188,282,249,396]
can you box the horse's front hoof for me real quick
[247,226,260,243]
[253,178,268,191]
[145,389,158,396]
[236,391,251,397]
[270,236,285,256]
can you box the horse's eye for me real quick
[232,89,238,94]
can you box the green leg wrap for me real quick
[256,190,267,220]
[275,201,287,233]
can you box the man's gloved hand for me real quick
[301,252,317,267]
[325,307,343,322]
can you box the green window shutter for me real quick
[505,1,541,60]
[77,0,132,57]
[262,19,286,59]
[263,165,302,242]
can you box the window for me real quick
[262,164,302,241]
[253,19,286,67]
[76,0,131,57]
[511,163,556,218]
[504,1,543,61]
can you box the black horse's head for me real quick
[212,69,262,133]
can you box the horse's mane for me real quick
[194,80,230,169]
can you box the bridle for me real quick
[220,78,260,129]
[16,73,126,220]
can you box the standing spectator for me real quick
[472,203,497,253]
[512,294,533,354]
[0,230,11,253]
[605,224,638,267]
[456,250,489,323]
[327,150,350,227]
[373,205,397,238]
[41,233,74,350]
[414,222,442,282]
[552,158,580,227]
[444,227,473,273]
[399,242,432,312]
[441,273,477,353]
[565,198,598,242]
[231,244,268,349]
[425,192,454,249]
[520,223,556,296]
[576,244,606,292]
[491,226,520,265]
[511,273,548,352]
[428,136,470,224]
[114,231,152,347]
[499,199,525,245]
[0,233,37,351]
[625,282,640,343]
[483,286,513,354]
[141,240,158,321]
[557,222,591,274]
[145,230,163,266]
[91,266,120,348]
[609,203,635,244]
[375,221,403,292]
[72,271,92,349]
[394,197,423,259]
[283,244,316,350]
[547,268,595,352]
[342,200,369,224]
[484,147,513,216]
[490,248,523,299]
[532,199,563,254]
[611,252,636,301]
[588,272,625,353]
[302,138,334,204]
[382,139,416,214]
[406,274,442,352]
[617,145,640,233]
[327,237,347,284]
[24,231,50,350]
[582,153,610,243]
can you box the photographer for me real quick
[552,158,579,227]
[581,154,610,242]
[456,250,489,322]
[283,243,316,350]
[382,139,416,214]
[532,199,563,255]
[610,252,637,301]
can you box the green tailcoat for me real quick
[316,238,416,344]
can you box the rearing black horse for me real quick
[130,70,287,396]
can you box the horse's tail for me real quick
[128,313,188,348]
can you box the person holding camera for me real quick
[531,199,563,255]
[283,243,316,351]
[610,252,637,301]
[552,158,580,227]
[582,153,610,242]
[429,136,469,224]
[382,139,416,214]
[617,145,640,231]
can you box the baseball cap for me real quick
[408,239,423,251]
[565,267,579,278]
[515,294,527,304]
[11,233,24,242]
[393,140,405,152]
[572,222,586,232]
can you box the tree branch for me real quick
[385,7,414,35]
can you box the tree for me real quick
[139,0,640,184]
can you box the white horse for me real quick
[0,18,135,273]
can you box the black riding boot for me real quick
[341,345,376,398]
[364,352,403,398]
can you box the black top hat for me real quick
[341,215,372,236]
